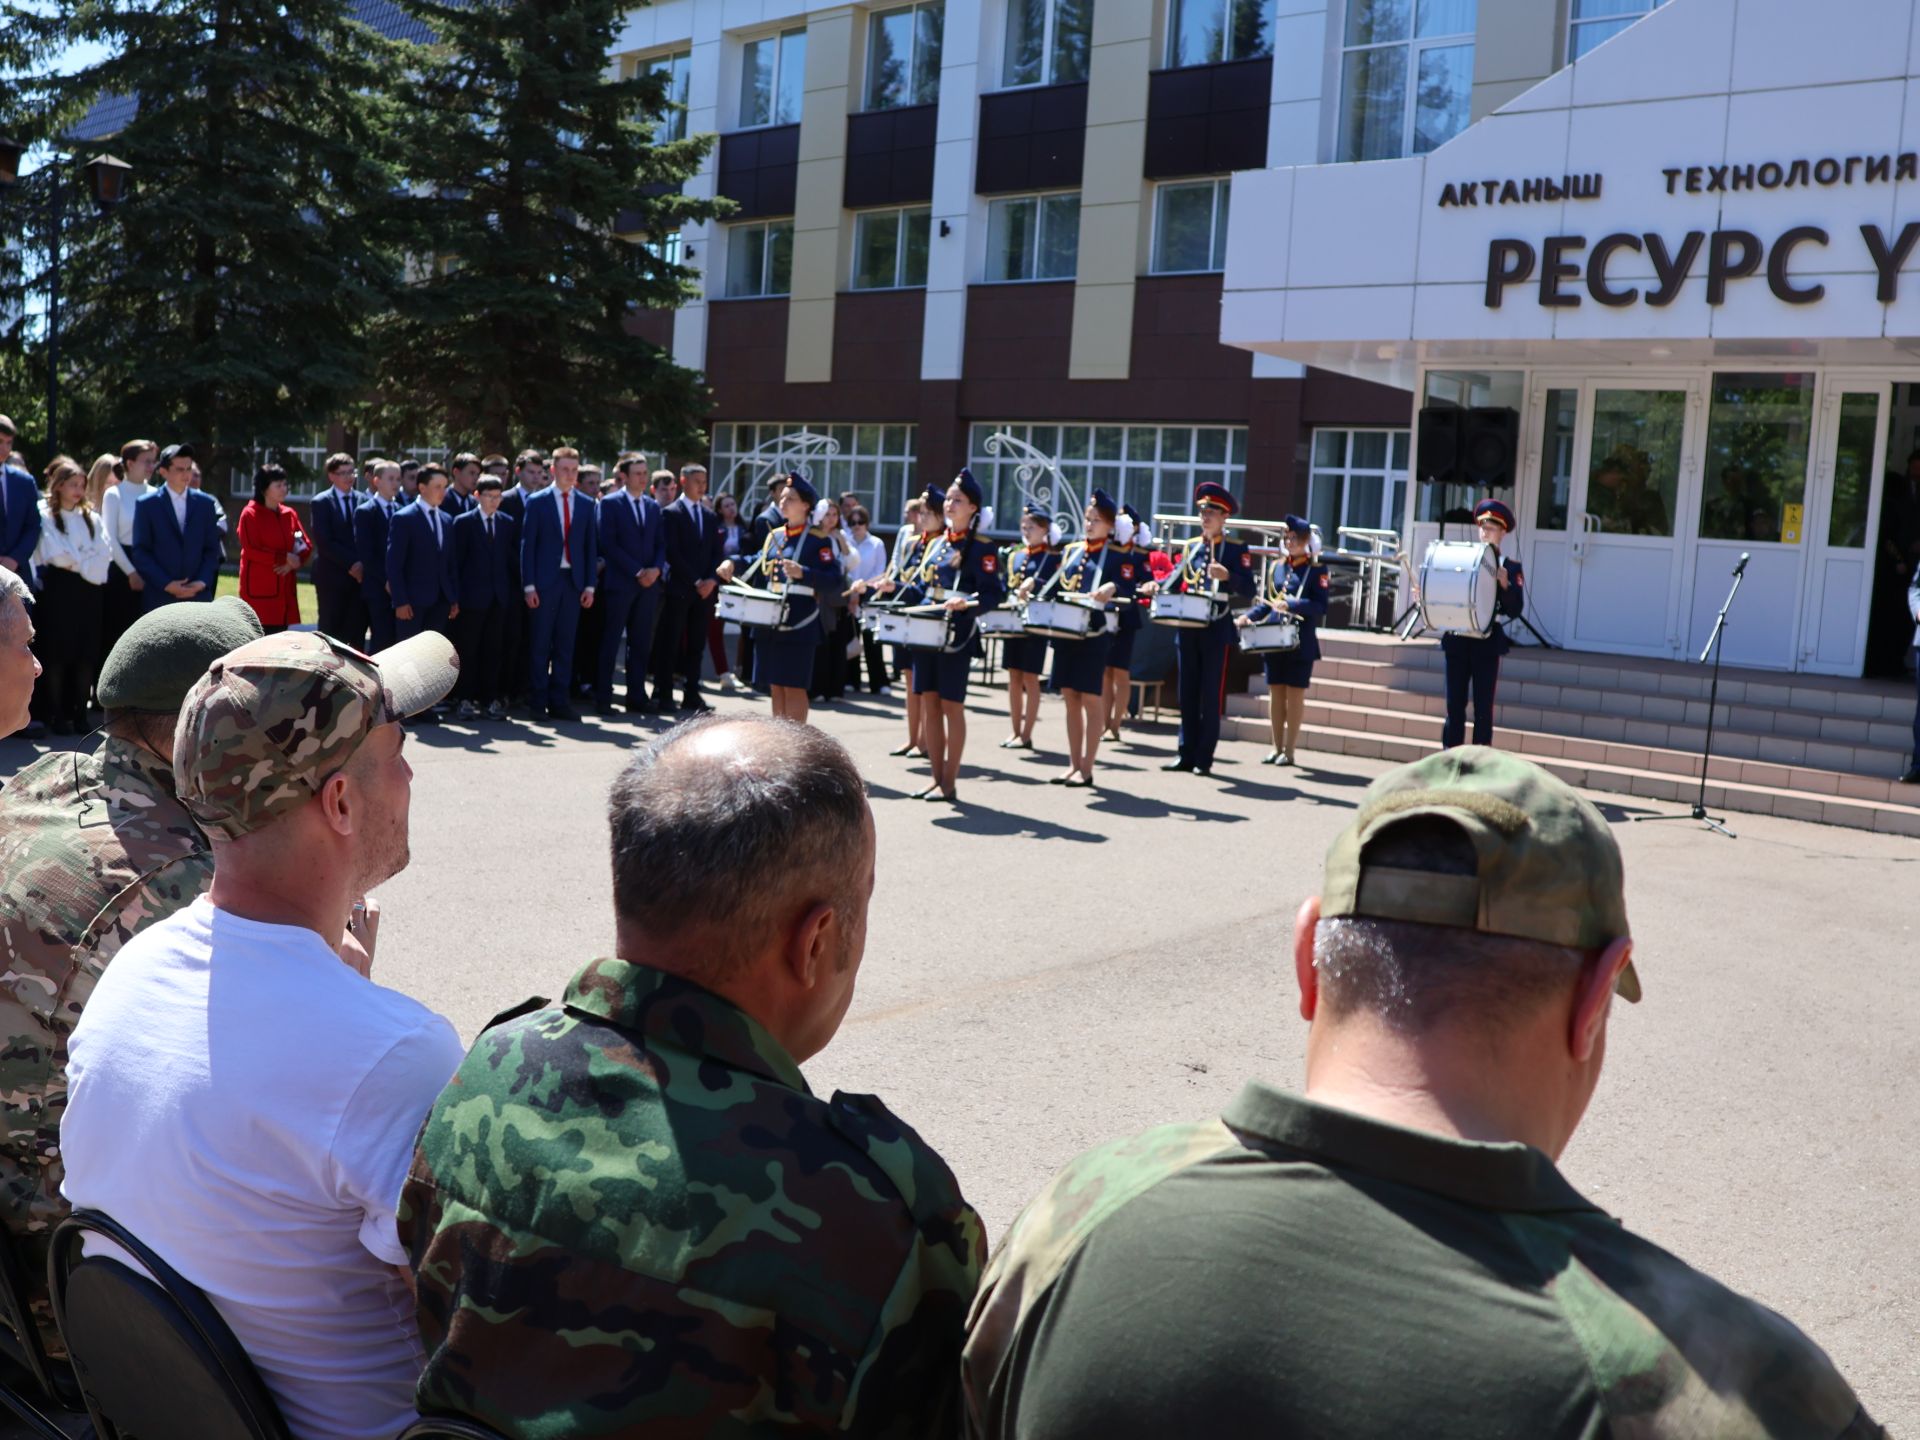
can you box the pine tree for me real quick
[0,0,402,481]
[372,0,722,457]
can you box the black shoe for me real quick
[549,703,582,723]
[1161,759,1194,772]
[1193,765,1212,776]
[594,701,623,718]
[1901,767,1920,785]
[680,695,713,713]
[626,696,660,715]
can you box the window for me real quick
[1569,0,1667,61]
[1697,373,1816,545]
[725,220,793,297]
[852,208,932,289]
[1002,0,1090,88]
[1167,0,1275,67]
[1151,179,1230,274]
[1306,429,1411,540]
[644,231,685,269]
[710,423,920,522]
[867,2,944,110]
[985,192,1080,281]
[636,49,692,143]
[740,28,807,128]
[1338,0,1476,162]
[969,423,1248,532]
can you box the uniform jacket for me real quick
[663,495,726,596]
[520,485,599,597]
[129,486,224,607]
[307,485,362,581]
[353,497,399,610]
[927,530,1007,651]
[1006,542,1062,598]
[1,465,43,574]
[386,500,460,613]
[235,501,310,629]
[749,524,846,632]
[599,490,667,593]
[1249,557,1331,663]
[441,488,475,520]
[399,960,986,1439]
[452,510,521,611]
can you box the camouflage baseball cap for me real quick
[1321,746,1640,1001]
[173,630,459,840]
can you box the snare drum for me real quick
[1149,591,1224,629]
[716,585,791,630]
[875,607,956,650]
[975,607,1026,637]
[1418,540,1497,637]
[1023,597,1113,640]
[1239,616,1302,654]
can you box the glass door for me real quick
[1797,383,1888,675]
[1564,381,1700,657]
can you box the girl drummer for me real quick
[1102,504,1151,744]
[1237,513,1329,766]
[1001,503,1060,751]
[1045,488,1123,788]
[907,468,1005,803]
[858,484,946,758]
[715,472,843,724]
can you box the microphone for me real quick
[1733,552,1750,578]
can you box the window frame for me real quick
[633,47,693,143]
[968,422,1250,535]
[1567,0,1666,62]
[737,26,809,130]
[850,206,933,291]
[1163,0,1276,68]
[1149,177,1231,275]
[723,219,795,298]
[999,0,1090,90]
[1336,4,1477,163]
[1305,426,1412,539]
[864,1,944,111]
[983,190,1081,284]
[710,422,921,523]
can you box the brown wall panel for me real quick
[705,292,927,422]
[1301,369,1414,427]
[625,308,675,353]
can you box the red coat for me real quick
[236,500,310,628]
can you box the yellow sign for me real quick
[1781,503,1804,545]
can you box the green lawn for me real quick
[214,570,320,618]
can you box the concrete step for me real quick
[1219,715,1920,837]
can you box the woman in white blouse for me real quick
[32,454,114,734]
[97,438,155,653]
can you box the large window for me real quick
[636,49,692,142]
[1338,0,1476,162]
[1569,0,1668,60]
[867,2,943,110]
[1151,179,1230,274]
[740,28,807,128]
[986,192,1080,281]
[1306,429,1410,540]
[1697,373,1816,545]
[1167,0,1275,67]
[725,220,793,297]
[710,423,919,523]
[852,208,932,290]
[969,423,1249,532]
[1002,0,1090,88]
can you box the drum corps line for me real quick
[716,470,1527,801]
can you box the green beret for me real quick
[97,597,266,714]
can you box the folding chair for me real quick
[0,1226,81,1438]
[48,1210,291,1440]
[398,1419,513,1440]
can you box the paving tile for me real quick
[1787,767,1841,796]
[1803,741,1857,773]
[1582,714,1627,742]
[1755,734,1808,765]
[1640,695,1688,723]
[1833,689,1889,718]
[1836,772,1894,802]
[1745,682,1794,707]
[1772,709,1823,739]
[1873,806,1920,837]
[1621,720,1671,748]
[1771,793,1827,824]
[1649,750,1696,776]
[1609,745,1652,770]
[1617,668,1665,694]
[1818,716,1871,744]
[1595,689,1644,718]
[1867,722,1910,751]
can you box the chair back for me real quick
[49,1211,291,1440]
[0,1225,79,1437]
[398,1419,515,1440]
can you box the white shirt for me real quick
[100,478,144,575]
[556,488,572,569]
[62,898,465,1440]
[169,483,189,532]
[850,532,888,584]
[32,503,113,585]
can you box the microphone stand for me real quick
[1633,552,1747,838]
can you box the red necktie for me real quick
[561,493,571,552]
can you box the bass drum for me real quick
[1418,540,1496,638]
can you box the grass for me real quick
[214,570,320,618]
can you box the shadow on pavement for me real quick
[929,801,1108,843]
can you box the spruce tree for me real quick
[0,0,402,482]
[373,0,722,457]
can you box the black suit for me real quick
[498,487,537,698]
[452,509,519,704]
[353,497,400,651]
[652,495,726,705]
[308,484,368,647]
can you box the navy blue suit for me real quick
[354,497,398,650]
[308,484,368,646]
[0,466,41,576]
[520,485,598,710]
[386,500,460,640]
[129,486,223,609]
[1167,537,1258,771]
[442,488,475,520]
[1441,554,1526,748]
[652,495,727,704]
[452,509,518,705]
[597,489,667,706]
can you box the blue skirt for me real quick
[1264,651,1316,689]
[1106,627,1136,673]
[911,646,973,703]
[1050,634,1112,695]
[753,621,819,689]
[1001,635,1050,674]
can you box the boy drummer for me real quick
[1440,497,1525,749]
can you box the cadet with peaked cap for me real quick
[1441,496,1525,749]
[717,471,845,725]
[1044,489,1122,788]
[0,595,264,1358]
[964,748,1882,1440]
[1100,504,1151,744]
[1237,512,1329,766]
[61,628,465,1440]
[999,502,1060,751]
[906,468,1005,803]
[861,483,947,762]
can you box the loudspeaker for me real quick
[1461,406,1520,491]
[1416,405,1463,484]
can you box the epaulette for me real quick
[825,1090,969,1226]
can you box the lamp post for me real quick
[0,139,133,456]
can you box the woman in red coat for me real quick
[236,462,311,632]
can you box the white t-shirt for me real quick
[61,898,464,1440]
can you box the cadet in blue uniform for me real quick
[1143,480,1257,775]
[1238,513,1329,766]
[1000,504,1060,751]
[716,473,843,724]
[910,468,1006,804]
[1101,504,1151,743]
[1441,496,1526,749]
[861,484,946,761]
[1044,490,1126,788]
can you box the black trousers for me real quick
[652,587,715,702]
[397,599,452,643]
[573,580,607,695]
[599,584,661,705]
[857,626,888,692]
[1441,632,1502,748]
[454,602,507,703]
[31,570,105,727]
[101,566,142,668]
[811,608,852,698]
[363,587,396,653]
[315,566,369,649]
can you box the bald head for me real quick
[0,572,38,737]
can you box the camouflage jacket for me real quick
[399,959,987,1440]
[962,1081,1883,1440]
[0,737,211,1240]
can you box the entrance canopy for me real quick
[1222,0,1920,390]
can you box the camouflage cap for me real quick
[96,596,264,713]
[173,630,458,841]
[1321,746,1640,1001]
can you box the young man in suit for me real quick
[386,463,460,644]
[520,445,597,722]
[442,453,481,519]
[597,455,667,717]
[129,443,223,609]
[0,415,42,579]
[308,452,368,648]
[499,450,546,706]
[652,463,724,713]
[452,476,519,719]
[570,465,607,703]
[354,462,402,651]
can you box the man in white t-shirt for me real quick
[61,627,466,1440]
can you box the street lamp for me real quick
[0,138,134,455]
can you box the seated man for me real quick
[400,715,985,1438]
[962,748,1883,1440]
[61,629,465,1440]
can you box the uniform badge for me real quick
[1240,553,1253,568]
[981,554,997,572]
[1316,573,1330,589]
[1120,564,1135,579]
[819,547,832,563]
